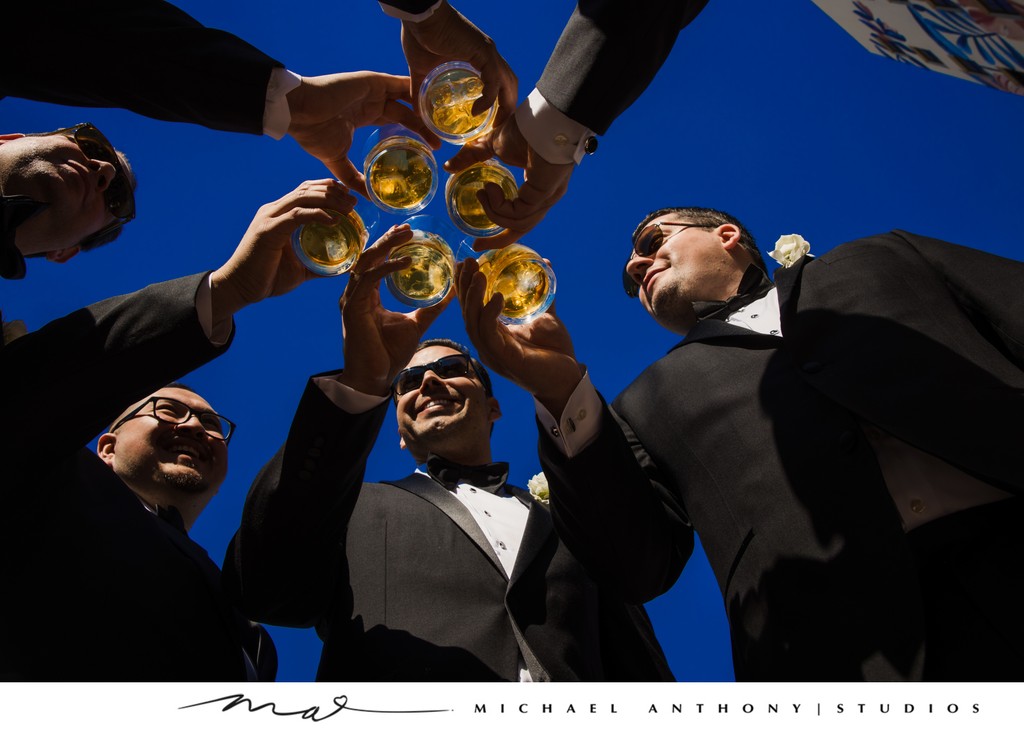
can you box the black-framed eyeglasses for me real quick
[622,222,706,298]
[392,354,477,398]
[28,123,136,245]
[111,396,236,444]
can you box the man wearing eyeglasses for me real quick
[0,381,277,681]
[0,179,353,679]
[1,122,136,281]
[458,208,1024,681]
[224,225,673,681]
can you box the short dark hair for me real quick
[413,338,493,397]
[631,206,766,273]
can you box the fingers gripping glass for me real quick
[111,396,236,443]
[622,222,705,297]
[392,354,476,398]
[28,123,136,245]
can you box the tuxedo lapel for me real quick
[506,487,553,587]
[384,473,507,578]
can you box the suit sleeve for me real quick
[1,1,281,135]
[224,378,388,627]
[1,272,230,483]
[539,398,693,604]
[896,230,1024,367]
[535,0,710,134]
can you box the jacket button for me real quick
[838,430,857,452]
[802,361,823,374]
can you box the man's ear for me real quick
[487,396,502,425]
[717,223,742,252]
[96,433,117,468]
[45,246,80,264]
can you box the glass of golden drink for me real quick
[385,215,458,308]
[445,160,518,237]
[363,125,438,215]
[291,202,379,277]
[419,61,495,144]
[476,244,556,325]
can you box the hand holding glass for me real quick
[419,61,495,143]
[476,244,556,325]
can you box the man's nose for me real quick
[625,255,652,288]
[88,158,117,192]
[419,369,447,390]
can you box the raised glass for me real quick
[419,61,495,143]
[476,243,556,325]
[363,125,438,215]
[291,203,378,276]
[385,215,457,308]
[445,160,518,237]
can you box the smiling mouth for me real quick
[417,397,460,416]
[643,268,666,293]
[166,440,208,464]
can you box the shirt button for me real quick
[497,541,507,550]
[550,426,561,437]
[469,487,477,493]
[770,329,780,335]
[577,409,587,420]
[750,313,759,319]
[910,499,926,514]
[484,510,492,517]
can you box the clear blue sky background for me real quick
[3,1,1022,682]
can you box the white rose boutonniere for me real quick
[527,472,550,505]
[769,234,811,268]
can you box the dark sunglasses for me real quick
[393,354,476,397]
[622,222,705,297]
[29,123,136,242]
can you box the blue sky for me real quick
[3,1,1022,682]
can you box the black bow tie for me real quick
[426,454,509,494]
[695,263,775,321]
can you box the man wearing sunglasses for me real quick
[224,225,673,681]
[4,1,527,193]
[1,180,354,679]
[1,122,136,281]
[458,208,1024,681]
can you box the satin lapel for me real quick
[383,473,507,579]
[773,255,811,328]
[506,486,553,588]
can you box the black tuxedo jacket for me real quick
[226,379,673,681]
[3,1,281,134]
[0,274,275,681]
[541,231,1024,681]
[536,0,708,134]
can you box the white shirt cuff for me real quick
[515,88,595,165]
[535,371,602,457]
[314,374,391,413]
[196,274,231,346]
[378,1,442,21]
[263,68,302,140]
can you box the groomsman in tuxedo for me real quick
[225,224,673,681]
[1,179,354,679]
[457,206,1024,681]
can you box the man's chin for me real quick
[159,467,210,494]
